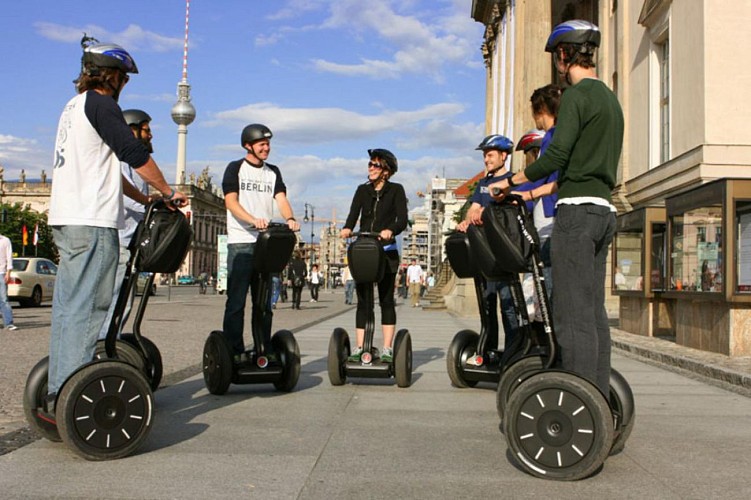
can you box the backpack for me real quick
[131,201,193,273]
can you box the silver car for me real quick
[8,258,57,307]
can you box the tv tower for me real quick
[171,0,196,184]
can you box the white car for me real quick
[8,257,57,307]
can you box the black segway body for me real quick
[23,200,191,460]
[327,233,412,386]
[202,223,300,394]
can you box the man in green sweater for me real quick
[489,20,623,396]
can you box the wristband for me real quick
[507,176,517,188]
[286,217,296,222]
[165,188,175,199]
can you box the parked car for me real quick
[136,272,157,296]
[177,275,195,285]
[8,258,57,307]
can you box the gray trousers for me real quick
[551,204,616,396]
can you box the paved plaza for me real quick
[1,288,750,498]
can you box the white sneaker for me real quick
[6,325,18,331]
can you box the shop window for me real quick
[614,207,666,295]
[669,206,722,293]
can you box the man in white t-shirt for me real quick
[221,124,300,365]
[44,38,186,421]
[406,258,424,307]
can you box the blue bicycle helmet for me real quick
[545,20,601,53]
[475,134,514,153]
[83,42,139,74]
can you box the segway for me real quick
[444,226,544,388]
[484,192,635,480]
[202,223,300,395]
[23,200,192,460]
[327,233,412,388]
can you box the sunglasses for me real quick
[368,161,383,170]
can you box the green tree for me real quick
[452,180,479,224]
[0,203,58,261]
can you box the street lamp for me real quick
[303,203,315,264]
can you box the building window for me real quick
[659,38,670,164]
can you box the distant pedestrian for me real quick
[308,264,322,302]
[287,251,306,310]
[0,233,18,331]
[406,259,424,307]
[342,265,355,305]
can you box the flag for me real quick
[22,225,28,246]
[33,223,39,246]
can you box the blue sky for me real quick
[0,0,487,223]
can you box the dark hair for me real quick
[531,84,563,118]
[557,43,597,69]
[74,65,122,93]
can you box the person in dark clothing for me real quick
[287,251,307,310]
[490,20,623,396]
[340,149,408,363]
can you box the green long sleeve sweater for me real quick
[524,78,624,202]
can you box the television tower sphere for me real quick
[171,95,196,126]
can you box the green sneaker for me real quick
[380,347,393,363]
[348,346,363,362]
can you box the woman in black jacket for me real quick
[340,149,408,363]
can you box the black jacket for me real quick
[287,258,307,285]
[343,181,408,238]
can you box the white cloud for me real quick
[34,22,184,52]
[206,102,467,143]
[0,134,48,179]
[311,0,482,81]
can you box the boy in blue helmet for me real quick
[490,20,624,396]
[457,134,519,365]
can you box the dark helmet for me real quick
[82,42,139,74]
[476,134,514,153]
[368,148,398,175]
[545,20,601,53]
[515,129,545,152]
[122,109,152,127]
[241,124,273,147]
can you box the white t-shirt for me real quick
[222,158,286,244]
[406,263,423,283]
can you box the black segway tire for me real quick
[23,357,61,442]
[446,330,480,388]
[497,355,544,422]
[121,334,163,391]
[272,330,301,392]
[57,361,154,461]
[202,331,233,395]
[503,371,614,481]
[327,328,350,386]
[94,339,146,373]
[393,329,412,388]
[608,367,635,455]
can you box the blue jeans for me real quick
[270,274,281,307]
[0,279,14,327]
[344,280,355,304]
[223,243,272,355]
[98,244,131,340]
[551,204,616,396]
[48,226,118,395]
[484,280,518,352]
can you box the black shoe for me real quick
[38,393,57,425]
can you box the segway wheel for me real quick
[57,361,154,461]
[121,334,163,391]
[327,327,350,386]
[393,329,412,388]
[446,330,480,388]
[608,368,635,455]
[23,357,61,442]
[497,355,544,422]
[272,330,301,392]
[94,339,146,373]
[202,331,233,395]
[503,371,614,481]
